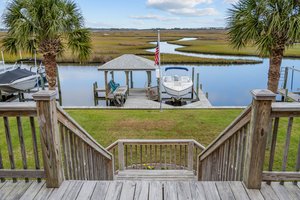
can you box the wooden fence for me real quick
[107,139,205,175]
[0,90,113,188]
[198,89,300,189]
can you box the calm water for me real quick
[3,38,300,106]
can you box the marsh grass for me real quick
[0,30,274,65]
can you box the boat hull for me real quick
[163,85,193,99]
[0,75,39,93]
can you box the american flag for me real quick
[154,41,160,65]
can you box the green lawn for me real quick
[0,109,299,172]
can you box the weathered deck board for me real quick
[2,180,300,200]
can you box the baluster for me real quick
[281,117,293,185]
[174,145,177,169]
[164,145,167,169]
[140,145,143,169]
[160,145,162,169]
[60,124,68,180]
[145,145,148,166]
[294,138,300,185]
[65,128,73,179]
[16,117,28,182]
[234,130,241,181]
[267,118,279,185]
[69,133,76,179]
[130,145,133,169]
[169,145,172,168]
[184,145,187,168]
[180,145,182,169]
[150,145,152,167]
[155,145,157,168]
[82,142,87,180]
[0,145,3,182]
[3,117,16,182]
[135,145,138,169]
[113,148,116,171]
[125,145,128,169]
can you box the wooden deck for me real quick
[1,180,300,200]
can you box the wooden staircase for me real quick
[115,170,197,181]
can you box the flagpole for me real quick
[158,30,162,111]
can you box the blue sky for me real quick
[0,0,238,29]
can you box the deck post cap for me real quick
[251,89,276,100]
[32,90,57,101]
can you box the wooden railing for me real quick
[107,139,205,174]
[198,106,251,181]
[198,89,276,189]
[0,102,44,183]
[0,90,113,188]
[263,102,300,185]
[57,106,113,181]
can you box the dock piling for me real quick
[196,73,200,99]
[191,68,195,99]
[130,71,133,89]
[57,67,62,106]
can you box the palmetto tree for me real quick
[2,0,91,90]
[228,0,300,93]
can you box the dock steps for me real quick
[115,170,197,181]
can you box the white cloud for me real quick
[224,0,239,3]
[129,14,179,21]
[146,0,218,17]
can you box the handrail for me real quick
[57,106,112,160]
[271,102,300,117]
[199,106,251,161]
[107,139,205,151]
[0,102,37,116]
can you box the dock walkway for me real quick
[278,88,300,102]
[1,180,299,200]
[104,88,212,109]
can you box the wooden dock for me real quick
[95,88,212,109]
[278,88,300,102]
[1,180,299,200]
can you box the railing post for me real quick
[33,91,64,188]
[243,89,275,189]
[188,142,194,171]
[118,141,125,170]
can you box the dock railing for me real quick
[199,89,300,189]
[0,91,113,188]
[107,139,205,175]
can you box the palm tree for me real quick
[2,0,91,90]
[227,0,300,93]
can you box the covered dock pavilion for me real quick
[97,54,158,106]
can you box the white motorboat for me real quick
[0,59,45,93]
[162,67,193,99]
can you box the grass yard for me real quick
[0,109,299,172]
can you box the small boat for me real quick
[0,59,45,93]
[162,67,193,99]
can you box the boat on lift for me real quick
[0,58,45,93]
[162,67,193,100]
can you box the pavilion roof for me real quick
[98,54,157,71]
